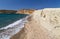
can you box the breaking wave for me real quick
[0,16,29,39]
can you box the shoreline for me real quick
[0,15,29,39]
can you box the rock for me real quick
[16,9,35,14]
[32,8,60,39]
[0,9,35,14]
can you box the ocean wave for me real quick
[0,15,28,30]
[0,19,22,30]
[0,16,29,39]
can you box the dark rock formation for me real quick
[0,10,17,14]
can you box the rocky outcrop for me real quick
[16,9,35,14]
[0,9,35,14]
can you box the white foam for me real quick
[0,19,23,30]
[0,15,29,30]
[0,16,29,39]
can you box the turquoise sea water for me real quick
[0,14,28,28]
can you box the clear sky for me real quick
[0,0,60,10]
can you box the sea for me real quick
[0,14,29,39]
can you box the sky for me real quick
[0,0,60,10]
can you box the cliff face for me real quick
[32,8,60,39]
[16,9,35,14]
[0,9,35,14]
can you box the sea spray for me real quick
[0,15,29,39]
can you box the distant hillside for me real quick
[0,10,17,14]
[0,9,35,14]
[16,9,35,14]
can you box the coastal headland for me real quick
[0,9,35,14]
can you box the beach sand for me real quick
[10,18,53,39]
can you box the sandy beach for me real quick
[10,16,53,39]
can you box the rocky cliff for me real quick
[16,9,35,14]
[0,9,35,14]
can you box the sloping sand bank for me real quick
[11,8,60,39]
[10,20,53,39]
